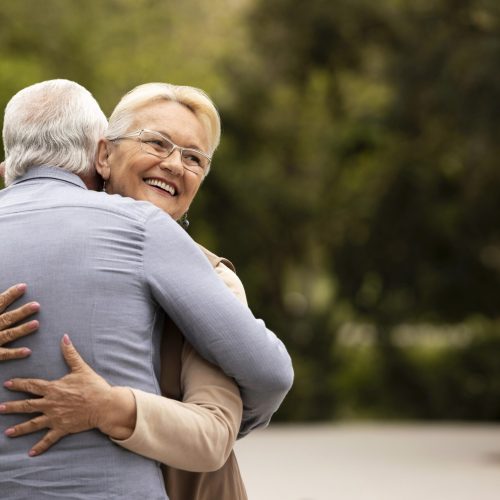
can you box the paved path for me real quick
[235,423,500,500]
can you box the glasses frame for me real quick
[112,128,212,176]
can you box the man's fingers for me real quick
[61,335,88,372]
[0,301,40,333]
[0,347,32,361]
[0,284,27,314]
[0,320,39,347]
[3,378,49,396]
[28,429,65,457]
[4,415,49,438]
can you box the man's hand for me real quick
[1,334,137,456]
[0,283,40,361]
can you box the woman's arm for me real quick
[1,334,242,470]
[114,340,242,471]
[110,260,246,471]
[0,283,40,360]
[1,262,245,470]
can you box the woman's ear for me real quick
[96,139,111,181]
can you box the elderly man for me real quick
[0,79,293,499]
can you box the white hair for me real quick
[106,83,221,174]
[2,79,108,185]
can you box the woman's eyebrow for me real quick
[155,129,203,151]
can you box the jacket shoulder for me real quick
[197,244,236,272]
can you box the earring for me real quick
[102,180,107,192]
[179,212,190,229]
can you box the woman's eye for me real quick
[147,140,165,147]
[184,153,202,165]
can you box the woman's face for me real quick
[98,100,210,221]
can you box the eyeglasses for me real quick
[113,129,212,176]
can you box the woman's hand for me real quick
[1,334,137,456]
[0,283,40,361]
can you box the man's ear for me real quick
[0,161,5,179]
[96,139,111,181]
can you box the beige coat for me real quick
[113,247,248,499]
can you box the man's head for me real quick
[2,79,107,186]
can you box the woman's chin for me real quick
[148,194,179,218]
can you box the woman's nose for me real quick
[159,148,184,176]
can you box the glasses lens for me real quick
[138,130,209,175]
[182,149,208,174]
[140,131,173,158]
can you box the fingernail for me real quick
[28,450,37,457]
[21,348,32,356]
[29,302,40,311]
[0,405,6,412]
[29,320,39,328]
[63,334,71,346]
[5,428,15,436]
[3,381,13,388]
[16,284,27,292]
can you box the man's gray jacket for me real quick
[0,166,293,499]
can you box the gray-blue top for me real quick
[0,166,293,499]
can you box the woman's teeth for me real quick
[145,178,176,195]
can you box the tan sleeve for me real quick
[114,346,242,472]
[213,262,247,305]
[111,261,247,472]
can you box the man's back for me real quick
[0,167,168,499]
[0,166,293,499]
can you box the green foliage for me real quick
[334,320,500,420]
[208,0,500,420]
[2,0,500,421]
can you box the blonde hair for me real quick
[106,83,221,174]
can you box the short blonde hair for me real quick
[106,83,221,173]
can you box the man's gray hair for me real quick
[106,82,221,175]
[2,79,108,185]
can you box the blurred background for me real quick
[1,0,500,496]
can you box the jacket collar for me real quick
[10,166,88,190]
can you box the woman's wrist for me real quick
[97,386,137,440]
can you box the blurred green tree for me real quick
[206,0,500,419]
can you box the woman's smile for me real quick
[144,177,178,197]
[99,100,208,220]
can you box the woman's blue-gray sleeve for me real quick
[143,210,293,436]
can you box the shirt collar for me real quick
[10,166,89,190]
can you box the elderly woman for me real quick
[0,83,266,500]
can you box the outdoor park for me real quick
[1,1,500,498]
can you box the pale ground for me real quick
[235,423,500,500]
